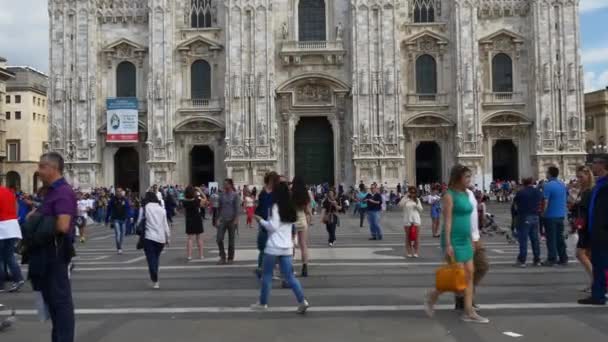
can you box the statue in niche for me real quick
[336,22,344,41]
[371,73,379,95]
[554,68,562,90]
[385,69,393,95]
[281,22,288,40]
[465,63,472,92]
[51,121,62,146]
[351,136,358,155]
[89,141,96,160]
[360,119,369,143]
[569,116,579,138]
[211,4,217,24]
[359,70,367,95]
[155,75,163,100]
[466,115,474,140]
[232,74,241,99]
[89,76,96,101]
[536,131,543,152]
[78,76,87,101]
[543,63,550,91]
[387,118,396,142]
[567,63,576,91]
[269,74,276,98]
[257,120,268,144]
[258,72,266,98]
[154,122,163,145]
[77,122,87,147]
[233,120,242,145]
[54,76,63,101]
[543,116,552,139]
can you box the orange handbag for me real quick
[435,260,467,292]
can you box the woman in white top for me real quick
[400,186,424,257]
[137,192,171,289]
[252,182,309,314]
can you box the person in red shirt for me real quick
[0,184,25,293]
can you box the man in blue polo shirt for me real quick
[513,177,543,267]
[542,166,568,266]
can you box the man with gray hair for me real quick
[30,152,77,342]
[215,178,240,264]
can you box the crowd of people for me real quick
[1,151,608,341]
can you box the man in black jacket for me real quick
[579,155,608,305]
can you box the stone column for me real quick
[288,114,299,180]
[329,114,340,184]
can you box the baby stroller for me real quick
[482,212,516,243]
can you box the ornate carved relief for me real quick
[295,84,331,104]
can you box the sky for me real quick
[0,0,606,92]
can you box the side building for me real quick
[584,87,608,156]
[3,67,49,193]
[0,57,16,187]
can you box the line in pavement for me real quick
[69,260,581,271]
[1,302,604,316]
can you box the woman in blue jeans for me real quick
[136,192,171,289]
[251,182,309,313]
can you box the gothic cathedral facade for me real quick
[48,0,586,191]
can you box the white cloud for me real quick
[582,46,608,65]
[585,70,608,92]
[580,0,608,12]
[0,0,49,72]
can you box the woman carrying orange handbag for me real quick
[424,165,489,324]
[400,186,423,257]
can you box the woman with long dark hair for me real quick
[182,185,206,261]
[322,189,342,247]
[570,165,594,292]
[292,176,312,277]
[252,182,309,313]
[136,191,171,289]
[424,165,489,324]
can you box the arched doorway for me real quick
[190,145,214,186]
[415,142,441,185]
[5,171,21,191]
[114,147,139,192]
[295,117,334,185]
[492,140,518,181]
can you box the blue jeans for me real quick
[516,215,541,263]
[544,217,567,263]
[591,246,608,302]
[39,259,75,342]
[0,238,24,287]
[143,239,164,283]
[260,254,305,305]
[112,220,126,250]
[367,210,383,239]
[125,218,134,235]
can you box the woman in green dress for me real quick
[424,165,489,324]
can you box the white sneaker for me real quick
[152,282,160,289]
[461,313,489,324]
[407,254,413,258]
[251,303,268,311]
[413,254,419,258]
[117,249,123,255]
[187,256,192,261]
[424,290,434,318]
[297,299,310,314]
[200,255,205,260]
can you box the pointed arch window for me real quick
[191,0,213,28]
[492,53,513,92]
[416,54,437,94]
[191,60,211,99]
[298,0,326,41]
[116,61,136,98]
[413,0,438,23]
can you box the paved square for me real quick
[1,203,607,341]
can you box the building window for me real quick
[492,53,513,93]
[7,140,20,161]
[5,112,9,120]
[33,96,36,105]
[15,111,21,120]
[299,0,326,41]
[191,0,212,28]
[15,95,21,104]
[191,60,212,99]
[5,95,10,104]
[413,0,436,23]
[116,61,137,98]
[416,54,437,94]
[586,115,595,131]
[33,112,36,120]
